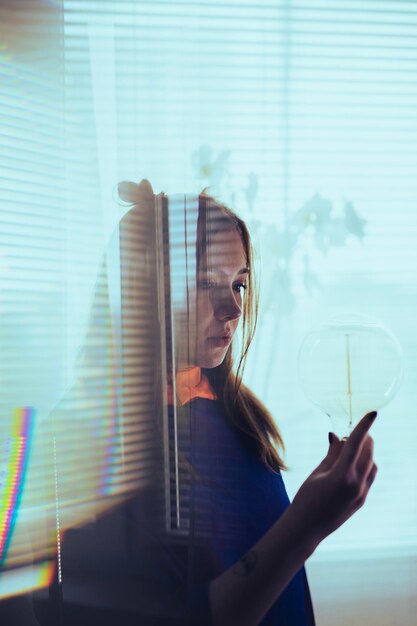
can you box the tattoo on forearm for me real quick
[232,550,258,577]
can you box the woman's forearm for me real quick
[209,502,318,626]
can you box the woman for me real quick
[116,182,378,626]
[3,182,377,626]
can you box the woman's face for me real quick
[194,228,248,368]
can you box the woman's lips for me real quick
[207,335,232,348]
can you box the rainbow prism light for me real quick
[0,406,35,569]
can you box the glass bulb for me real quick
[298,314,403,437]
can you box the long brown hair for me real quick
[198,194,286,472]
[117,181,286,473]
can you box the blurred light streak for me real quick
[0,407,35,569]
[0,560,55,600]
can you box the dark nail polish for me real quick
[367,411,377,421]
[328,432,335,444]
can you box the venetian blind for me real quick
[62,0,417,557]
[0,2,67,593]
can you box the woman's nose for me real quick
[212,288,241,321]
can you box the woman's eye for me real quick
[234,282,247,294]
[198,279,247,293]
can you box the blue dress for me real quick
[177,398,315,626]
[32,397,315,626]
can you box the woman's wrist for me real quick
[279,500,323,558]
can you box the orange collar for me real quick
[168,366,217,406]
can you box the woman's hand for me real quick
[291,410,378,546]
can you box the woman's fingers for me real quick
[320,432,343,471]
[356,436,374,478]
[355,462,378,510]
[312,433,344,475]
[338,411,377,469]
[293,413,379,543]
[366,463,378,488]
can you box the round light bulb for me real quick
[298,314,403,437]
